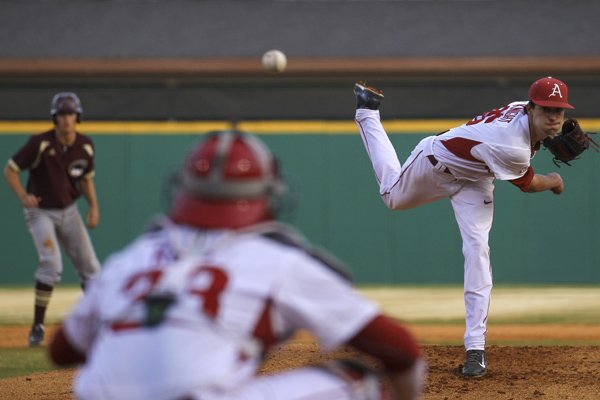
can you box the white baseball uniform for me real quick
[61,217,382,400]
[355,101,537,351]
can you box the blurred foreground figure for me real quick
[49,130,425,400]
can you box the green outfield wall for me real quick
[1,120,599,285]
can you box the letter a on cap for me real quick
[549,84,563,98]
[528,76,574,109]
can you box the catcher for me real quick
[49,131,425,400]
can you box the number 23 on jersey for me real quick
[112,264,229,331]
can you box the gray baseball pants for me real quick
[24,203,100,285]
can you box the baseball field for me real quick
[0,286,598,399]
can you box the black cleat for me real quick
[461,349,487,378]
[28,323,45,347]
[354,81,384,110]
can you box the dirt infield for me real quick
[3,324,600,348]
[1,325,599,399]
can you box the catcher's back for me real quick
[66,220,373,400]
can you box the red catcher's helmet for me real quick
[528,76,574,109]
[169,130,286,229]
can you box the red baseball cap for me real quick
[528,77,574,109]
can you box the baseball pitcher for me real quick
[353,77,587,377]
[49,131,425,400]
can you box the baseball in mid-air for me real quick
[262,50,287,73]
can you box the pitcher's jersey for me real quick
[63,218,379,400]
[432,101,535,182]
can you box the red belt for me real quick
[427,155,452,174]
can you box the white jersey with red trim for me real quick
[432,101,535,181]
[62,218,379,400]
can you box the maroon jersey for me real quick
[9,129,95,209]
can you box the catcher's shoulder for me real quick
[256,222,353,282]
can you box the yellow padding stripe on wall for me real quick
[2,119,600,134]
[0,121,230,135]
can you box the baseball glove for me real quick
[542,118,599,166]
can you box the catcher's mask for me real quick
[169,130,288,229]
[51,92,83,123]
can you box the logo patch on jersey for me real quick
[68,159,88,178]
[497,104,524,123]
[83,143,94,157]
[549,84,563,98]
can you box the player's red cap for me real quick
[528,77,574,109]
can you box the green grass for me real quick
[0,347,55,379]
[0,285,598,380]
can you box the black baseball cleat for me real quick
[354,81,384,110]
[28,323,45,347]
[460,349,487,378]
